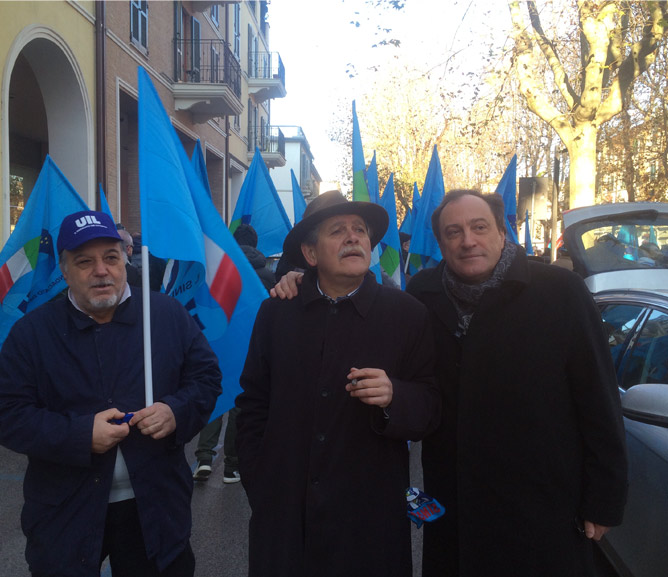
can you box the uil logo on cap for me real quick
[75,214,103,228]
[57,210,122,253]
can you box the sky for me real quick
[268,0,511,185]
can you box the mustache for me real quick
[339,245,368,259]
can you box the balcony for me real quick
[248,52,286,104]
[173,39,243,122]
[248,125,286,168]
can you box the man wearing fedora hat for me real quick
[0,210,221,577]
[236,190,440,577]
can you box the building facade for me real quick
[0,0,305,242]
[271,125,320,223]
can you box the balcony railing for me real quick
[248,125,285,155]
[249,51,285,86]
[247,51,286,103]
[174,38,241,98]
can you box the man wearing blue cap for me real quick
[0,210,222,577]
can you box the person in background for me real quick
[118,228,141,286]
[0,210,222,577]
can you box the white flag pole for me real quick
[141,245,154,406]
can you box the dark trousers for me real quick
[195,407,239,470]
[100,499,195,577]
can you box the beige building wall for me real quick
[0,0,96,241]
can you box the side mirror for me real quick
[621,384,668,428]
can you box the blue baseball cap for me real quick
[57,210,123,253]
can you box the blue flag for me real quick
[524,210,534,255]
[99,185,114,220]
[291,169,306,224]
[400,182,420,235]
[191,140,212,198]
[367,152,380,204]
[379,174,405,289]
[230,147,292,257]
[495,154,518,243]
[138,66,268,419]
[0,155,89,344]
[364,152,383,283]
[409,145,444,267]
[352,100,370,202]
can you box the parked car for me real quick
[563,202,668,577]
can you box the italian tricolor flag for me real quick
[0,236,41,304]
[204,234,242,322]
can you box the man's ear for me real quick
[301,244,317,267]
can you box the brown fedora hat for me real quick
[283,190,389,268]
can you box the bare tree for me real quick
[509,0,668,207]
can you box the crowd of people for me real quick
[0,188,628,577]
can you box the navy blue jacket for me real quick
[0,287,221,576]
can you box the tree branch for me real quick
[508,0,574,141]
[527,1,579,108]
[599,1,668,123]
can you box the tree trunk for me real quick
[567,124,598,208]
[621,107,636,202]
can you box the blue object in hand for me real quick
[110,413,134,425]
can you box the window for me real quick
[211,4,219,27]
[211,44,219,83]
[248,25,255,76]
[233,4,241,60]
[618,308,668,390]
[131,0,148,51]
[191,17,201,82]
[600,303,646,370]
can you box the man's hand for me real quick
[584,520,610,541]
[92,408,131,454]
[270,271,303,300]
[345,367,393,408]
[130,402,176,440]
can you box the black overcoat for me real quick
[236,271,441,577]
[408,250,628,577]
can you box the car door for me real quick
[598,300,668,577]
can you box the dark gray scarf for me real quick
[442,241,518,335]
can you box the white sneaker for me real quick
[193,461,212,481]
[223,470,241,484]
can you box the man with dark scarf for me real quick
[408,189,627,577]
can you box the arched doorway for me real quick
[3,27,93,240]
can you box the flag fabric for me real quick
[229,147,292,257]
[138,66,268,420]
[0,155,90,344]
[524,210,534,255]
[367,152,380,204]
[399,182,420,235]
[495,154,518,244]
[291,169,306,224]
[350,102,382,281]
[409,145,444,267]
[378,174,405,289]
[399,183,425,275]
[99,185,114,220]
[352,100,370,203]
[191,140,212,198]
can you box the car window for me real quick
[599,303,646,368]
[617,308,668,391]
